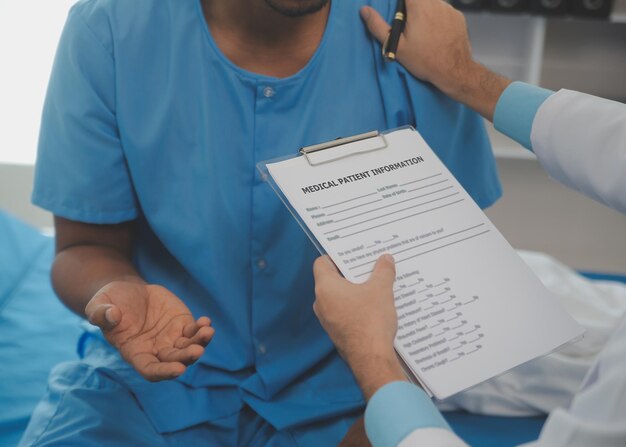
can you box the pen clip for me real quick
[382,31,396,61]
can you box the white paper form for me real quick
[265,128,584,399]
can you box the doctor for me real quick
[312,0,626,446]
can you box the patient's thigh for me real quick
[19,361,167,447]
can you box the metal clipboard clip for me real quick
[299,130,388,167]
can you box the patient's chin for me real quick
[264,0,329,17]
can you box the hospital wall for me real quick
[468,8,626,274]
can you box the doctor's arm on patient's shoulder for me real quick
[361,0,626,214]
[52,217,214,382]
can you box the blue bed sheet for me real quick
[444,411,546,447]
[442,271,626,446]
[579,271,626,284]
[0,210,82,447]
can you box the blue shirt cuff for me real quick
[493,81,554,151]
[365,381,451,447]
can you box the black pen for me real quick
[382,0,406,61]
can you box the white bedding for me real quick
[436,250,626,416]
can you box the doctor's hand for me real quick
[85,279,214,382]
[313,254,406,400]
[360,0,511,121]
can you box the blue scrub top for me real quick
[32,0,501,434]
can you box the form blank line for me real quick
[329,186,455,225]
[354,229,490,277]
[406,179,449,193]
[322,192,378,209]
[336,199,464,239]
[390,223,481,257]
[400,173,442,187]
[349,223,485,270]
[395,231,490,265]
[326,199,383,216]
[324,192,459,237]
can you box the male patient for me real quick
[21,0,500,445]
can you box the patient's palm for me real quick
[89,281,213,381]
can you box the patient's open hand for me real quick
[85,280,214,381]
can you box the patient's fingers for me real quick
[132,352,186,381]
[182,321,197,338]
[156,344,205,365]
[85,303,120,331]
[182,316,212,338]
[360,6,391,45]
[174,326,215,349]
[196,316,212,327]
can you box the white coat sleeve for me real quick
[531,90,626,214]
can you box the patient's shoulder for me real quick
[67,0,191,53]
[70,0,162,20]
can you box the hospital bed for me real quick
[442,271,626,447]
[1,209,625,447]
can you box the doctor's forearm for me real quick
[346,348,407,401]
[440,61,512,123]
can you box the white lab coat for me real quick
[398,90,626,446]
[532,89,626,215]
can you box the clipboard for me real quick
[256,125,584,399]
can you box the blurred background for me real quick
[1,0,625,272]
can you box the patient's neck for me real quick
[201,0,330,78]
